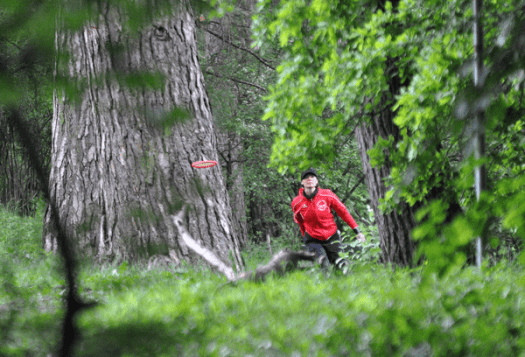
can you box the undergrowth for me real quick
[1,204,525,356]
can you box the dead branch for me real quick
[236,249,316,282]
[204,70,267,93]
[201,27,276,71]
[172,206,316,281]
[172,207,236,280]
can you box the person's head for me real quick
[300,168,318,189]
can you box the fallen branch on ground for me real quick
[172,207,236,280]
[235,249,316,282]
[171,206,316,281]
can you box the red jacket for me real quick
[291,187,358,241]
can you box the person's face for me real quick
[301,174,318,189]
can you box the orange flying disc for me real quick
[191,160,217,168]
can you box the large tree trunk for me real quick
[355,94,417,267]
[227,138,248,246]
[354,0,418,267]
[43,2,243,270]
[217,130,249,246]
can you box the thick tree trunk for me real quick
[355,95,417,267]
[43,2,243,270]
[217,131,248,246]
[354,0,417,266]
[229,147,248,246]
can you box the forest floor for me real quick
[1,204,525,357]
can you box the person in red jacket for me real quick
[291,168,366,268]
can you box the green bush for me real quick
[339,209,381,265]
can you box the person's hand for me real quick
[356,232,366,243]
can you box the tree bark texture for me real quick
[217,131,248,246]
[355,95,417,267]
[43,2,244,269]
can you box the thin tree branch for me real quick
[226,158,248,164]
[217,151,248,165]
[348,174,366,197]
[333,97,374,152]
[0,37,24,51]
[202,27,276,71]
[205,70,267,92]
[340,174,366,207]
[218,150,228,163]
[172,206,236,280]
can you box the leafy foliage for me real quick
[389,0,525,273]
[339,211,381,265]
[252,0,398,174]
[253,0,525,270]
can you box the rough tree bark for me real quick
[353,0,419,268]
[43,1,244,270]
[217,131,249,246]
[355,97,417,267]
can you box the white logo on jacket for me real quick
[317,200,327,211]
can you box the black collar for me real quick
[302,186,318,199]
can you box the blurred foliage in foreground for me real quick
[2,204,525,356]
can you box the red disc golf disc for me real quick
[191,160,217,168]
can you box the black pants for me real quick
[303,231,347,268]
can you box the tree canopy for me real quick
[253,0,525,272]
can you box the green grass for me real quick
[0,202,63,356]
[75,264,525,357]
[1,204,525,356]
